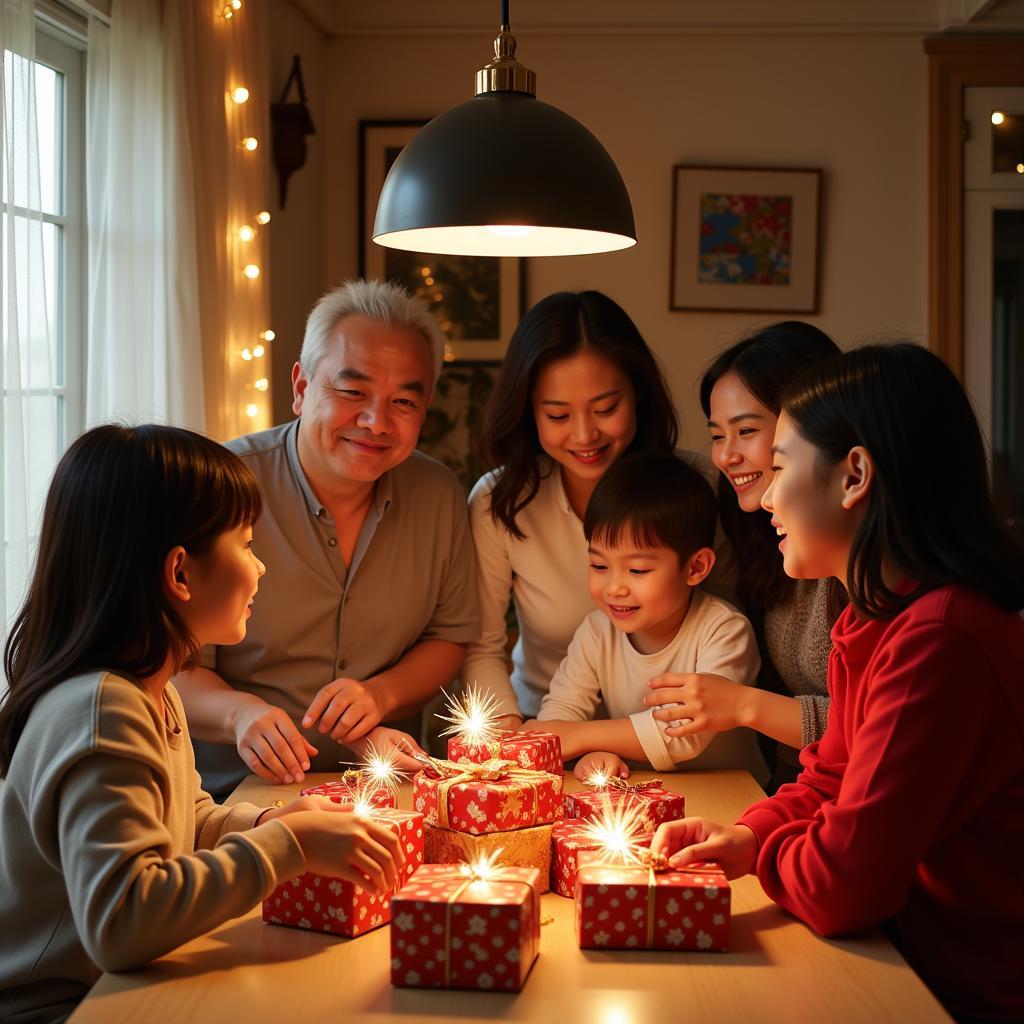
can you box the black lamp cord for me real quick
[501,0,510,28]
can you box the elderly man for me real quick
[178,279,479,798]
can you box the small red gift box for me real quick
[262,808,423,938]
[575,857,730,951]
[447,730,562,775]
[300,771,397,810]
[413,757,562,835]
[550,818,652,899]
[563,780,684,834]
[390,863,541,991]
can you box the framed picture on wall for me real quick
[358,119,524,365]
[670,165,822,313]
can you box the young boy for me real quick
[523,452,767,783]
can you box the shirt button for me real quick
[339,659,348,670]
[316,508,324,518]
[328,537,337,547]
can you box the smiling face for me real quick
[292,314,434,494]
[531,349,637,487]
[707,371,777,512]
[761,412,858,582]
[184,524,266,647]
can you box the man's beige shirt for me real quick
[194,420,479,795]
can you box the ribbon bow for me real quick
[590,776,664,794]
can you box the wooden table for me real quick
[70,770,949,1023]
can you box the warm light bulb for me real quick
[259,329,275,341]
[256,210,271,224]
[991,111,1005,125]
[241,136,258,151]
[252,343,265,358]
[241,347,253,361]
[231,86,250,104]
[237,224,255,242]
[1017,163,1024,174]
[231,0,242,9]
[243,263,260,279]
[485,224,538,238]
[245,403,259,418]
[221,6,233,20]
[254,377,269,391]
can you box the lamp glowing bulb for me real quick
[485,224,538,239]
[252,343,265,358]
[221,6,233,20]
[256,210,271,225]
[1017,162,1024,174]
[991,111,1005,125]
[254,377,269,391]
[259,329,275,341]
[231,0,242,8]
[436,684,504,746]
[245,403,259,418]
[231,86,250,104]
[241,136,258,151]
[237,224,255,242]
[241,347,253,361]
[243,263,260,279]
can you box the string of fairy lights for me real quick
[221,0,272,424]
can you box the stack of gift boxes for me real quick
[262,688,731,994]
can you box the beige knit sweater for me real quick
[0,672,304,1023]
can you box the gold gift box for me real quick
[424,822,552,894]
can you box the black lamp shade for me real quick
[373,92,637,257]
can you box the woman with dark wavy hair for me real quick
[0,425,402,1022]
[463,290,736,724]
[653,343,1024,1023]
[645,322,844,789]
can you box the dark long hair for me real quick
[699,322,841,610]
[783,342,1024,618]
[483,290,678,538]
[0,424,262,775]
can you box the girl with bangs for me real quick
[652,344,1024,1023]
[0,425,403,1024]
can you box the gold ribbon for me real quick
[442,869,538,988]
[421,756,553,831]
[590,849,669,950]
[590,776,665,795]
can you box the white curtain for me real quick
[1,0,57,651]
[86,0,204,430]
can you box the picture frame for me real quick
[670,165,822,314]
[358,119,525,365]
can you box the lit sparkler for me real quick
[436,684,504,746]
[360,739,405,796]
[579,797,648,866]
[460,847,505,884]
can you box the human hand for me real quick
[574,750,630,783]
[258,793,354,823]
[644,673,752,737]
[349,726,428,773]
[519,719,546,733]
[281,809,405,894]
[650,818,757,879]
[233,699,318,784]
[303,678,385,744]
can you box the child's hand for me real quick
[574,750,629,783]
[644,672,752,736]
[650,817,757,879]
[349,727,428,773]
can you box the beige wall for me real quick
[272,22,927,451]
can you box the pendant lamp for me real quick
[372,2,637,258]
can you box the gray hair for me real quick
[299,278,445,385]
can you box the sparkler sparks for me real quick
[579,797,648,866]
[360,740,404,796]
[436,684,504,746]
[460,847,505,883]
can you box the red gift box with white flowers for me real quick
[300,772,397,810]
[390,862,541,991]
[563,780,684,834]
[575,857,730,951]
[413,757,562,835]
[262,807,423,938]
[550,818,652,899]
[447,730,562,775]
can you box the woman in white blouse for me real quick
[464,291,735,725]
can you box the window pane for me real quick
[2,394,60,538]
[1,51,62,215]
[1,214,59,390]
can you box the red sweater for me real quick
[739,585,1024,1020]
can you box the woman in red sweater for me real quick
[652,343,1024,1023]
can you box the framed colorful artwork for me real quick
[670,166,822,313]
[358,119,525,364]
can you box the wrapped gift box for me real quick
[447,730,562,775]
[413,758,562,835]
[575,857,730,951]
[391,863,541,991]
[262,808,423,938]
[425,822,552,894]
[550,818,652,899]
[563,780,684,834]
[300,771,397,810]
